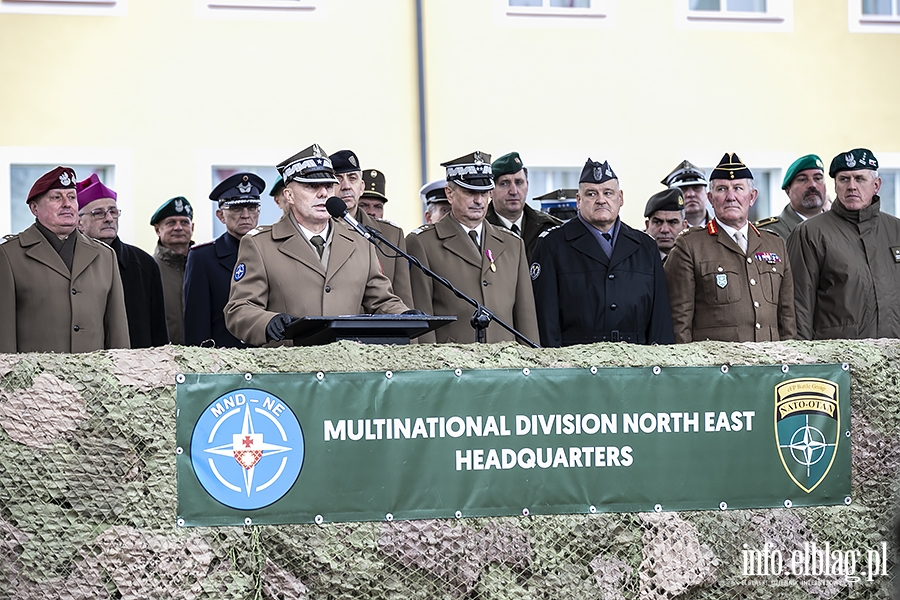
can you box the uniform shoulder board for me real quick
[191,240,215,249]
[246,225,271,237]
[754,216,779,227]
[496,225,518,237]
[1,233,17,244]
[375,217,401,229]
[538,224,562,239]
[678,225,703,237]
[410,224,434,235]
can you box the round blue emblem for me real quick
[190,388,304,510]
[233,263,246,282]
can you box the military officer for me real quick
[664,153,796,343]
[662,159,711,227]
[530,159,674,347]
[485,152,562,262]
[77,173,168,348]
[183,172,264,348]
[0,166,130,353]
[418,179,451,225]
[787,148,900,339]
[643,188,685,262]
[359,168,387,220]
[269,176,288,214]
[150,195,194,345]
[755,154,827,240]
[406,151,539,345]
[224,144,410,347]
[533,188,578,222]
[330,150,413,308]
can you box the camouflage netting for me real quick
[1,340,898,599]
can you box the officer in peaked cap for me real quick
[534,189,578,222]
[183,173,264,348]
[405,151,539,345]
[788,148,900,339]
[224,144,410,347]
[328,150,413,308]
[359,169,388,220]
[530,158,673,347]
[417,179,451,225]
[485,152,562,263]
[150,195,194,345]
[754,154,826,240]
[76,174,168,348]
[665,152,796,343]
[662,159,711,227]
[0,166,129,352]
[643,188,685,262]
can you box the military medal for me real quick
[755,251,781,264]
[486,249,496,272]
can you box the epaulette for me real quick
[496,225,518,237]
[678,225,704,237]
[754,216,779,227]
[191,240,215,250]
[1,233,17,244]
[375,217,401,229]
[410,224,434,235]
[538,224,562,239]
[246,225,271,237]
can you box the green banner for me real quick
[176,365,850,527]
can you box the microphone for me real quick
[325,196,371,240]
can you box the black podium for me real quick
[284,315,457,346]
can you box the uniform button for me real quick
[747,257,753,264]
[755,323,761,329]
[608,274,615,280]
[324,285,331,293]
[610,304,617,310]
[717,267,724,272]
[750,278,756,286]
[482,280,488,287]
[772,267,777,272]
[71,288,77,295]
[754,301,760,308]
[73,325,80,332]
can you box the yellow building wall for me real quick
[1,0,899,249]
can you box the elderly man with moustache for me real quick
[224,144,410,346]
[77,173,168,348]
[0,166,129,353]
[665,153,796,343]
[530,158,673,347]
[755,154,827,239]
[787,148,900,339]
[406,151,538,345]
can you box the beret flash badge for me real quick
[844,154,857,169]
[59,172,72,186]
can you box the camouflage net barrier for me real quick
[1,339,898,599]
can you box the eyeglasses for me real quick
[81,207,121,220]
[225,205,260,214]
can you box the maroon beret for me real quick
[27,166,77,203]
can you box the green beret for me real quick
[268,175,285,197]
[829,148,878,178]
[150,196,193,226]
[644,188,684,218]
[491,152,525,179]
[782,154,824,189]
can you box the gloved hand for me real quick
[402,309,427,316]
[266,313,295,342]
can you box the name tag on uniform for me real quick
[716,274,728,288]
[892,247,900,263]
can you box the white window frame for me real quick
[498,0,617,28]
[195,0,326,21]
[849,0,900,33]
[675,0,793,32]
[0,147,134,241]
[0,0,126,17]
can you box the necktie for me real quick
[468,230,479,249]
[310,235,325,258]
[601,232,612,242]
[510,224,520,236]
[734,231,747,253]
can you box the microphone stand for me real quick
[347,220,540,349]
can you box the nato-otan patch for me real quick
[234,263,246,282]
[530,262,541,280]
[891,247,900,263]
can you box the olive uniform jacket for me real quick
[405,217,539,345]
[0,224,130,353]
[110,237,169,348]
[485,203,562,263]
[754,204,805,241]
[153,243,188,345]
[358,209,414,309]
[183,232,246,348]
[787,197,900,340]
[530,218,674,347]
[664,220,796,343]
[224,214,409,347]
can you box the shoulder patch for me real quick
[233,262,246,282]
[530,262,541,280]
[410,224,434,235]
[754,216,779,227]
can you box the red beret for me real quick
[76,173,117,210]
[27,166,77,203]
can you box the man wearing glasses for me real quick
[183,172,264,348]
[77,174,168,348]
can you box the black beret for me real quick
[644,188,684,218]
[829,148,878,178]
[329,149,362,174]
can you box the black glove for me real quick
[402,309,427,316]
[266,313,295,342]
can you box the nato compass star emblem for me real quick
[190,388,304,510]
